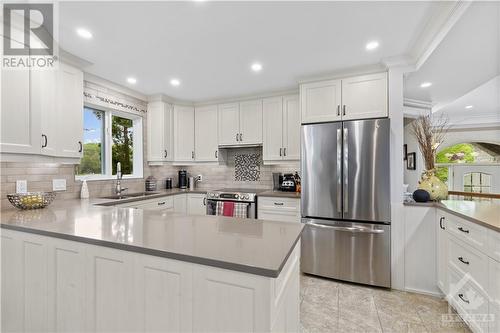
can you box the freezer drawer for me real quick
[301,218,391,287]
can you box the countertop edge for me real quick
[258,191,301,199]
[403,201,499,233]
[0,222,303,278]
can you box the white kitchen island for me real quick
[1,200,302,332]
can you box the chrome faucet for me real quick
[115,162,128,195]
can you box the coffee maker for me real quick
[280,173,296,192]
[178,170,188,189]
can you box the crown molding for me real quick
[84,73,148,102]
[404,98,433,110]
[297,63,387,84]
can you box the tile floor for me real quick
[300,274,471,333]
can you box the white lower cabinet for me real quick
[1,229,300,333]
[174,193,187,214]
[258,197,300,223]
[436,208,499,333]
[187,193,207,216]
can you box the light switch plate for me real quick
[16,180,27,193]
[52,179,66,191]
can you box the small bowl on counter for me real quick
[7,192,56,210]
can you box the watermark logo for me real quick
[2,2,58,69]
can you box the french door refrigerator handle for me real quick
[306,222,384,234]
[343,127,348,213]
[336,128,342,213]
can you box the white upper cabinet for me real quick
[300,79,341,124]
[56,63,84,158]
[300,72,388,123]
[263,97,283,161]
[218,103,239,146]
[174,105,195,162]
[195,105,218,162]
[263,94,300,163]
[0,61,83,158]
[1,65,39,154]
[239,99,262,145]
[147,101,173,162]
[341,72,387,121]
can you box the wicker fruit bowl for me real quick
[7,192,56,210]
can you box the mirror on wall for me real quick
[403,1,500,201]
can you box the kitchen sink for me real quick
[100,192,160,200]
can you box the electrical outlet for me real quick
[16,180,27,193]
[52,179,67,191]
[197,174,203,182]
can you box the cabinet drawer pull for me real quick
[439,217,445,230]
[158,202,166,206]
[41,134,48,148]
[458,257,470,265]
[458,227,470,234]
[458,293,469,304]
[274,202,284,206]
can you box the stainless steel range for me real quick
[206,188,264,218]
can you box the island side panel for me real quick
[0,229,301,333]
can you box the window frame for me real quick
[76,105,143,181]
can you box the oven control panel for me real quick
[206,191,255,202]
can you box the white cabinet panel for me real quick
[1,232,23,332]
[56,63,83,158]
[258,197,300,224]
[239,99,263,145]
[283,95,300,160]
[300,79,341,124]
[147,101,173,162]
[263,97,283,161]
[135,255,193,333]
[436,213,449,295]
[341,72,387,120]
[187,193,206,216]
[195,105,218,161]
[174,193,187,214]
[48,239,86,332]
[134,196,174,211]
[174,105,195,162]
[86,246,134,332]
[33,69,58,156]
[1,66,40,154]
[489,258,500,333]
[218,103,239,146]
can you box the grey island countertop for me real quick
[0,199,303,278]
[259,190,301,199]
[405,199,500,233]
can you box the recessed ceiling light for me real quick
[465,105,474,109]
[170,78,180,87]
[365,41,379,51]
[127,77,137,84]
[420,82,432,88]
[251,63,263,72]
[76,28,92,39]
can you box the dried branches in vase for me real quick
[411,115,449,200]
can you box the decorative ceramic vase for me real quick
[417,169,448,201]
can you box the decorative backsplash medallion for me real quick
[234,153,261,181]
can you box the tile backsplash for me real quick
[0,148,299,210]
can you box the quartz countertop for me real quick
[259,190,301,199]
[404,200,500,233]
[0,199,303,278]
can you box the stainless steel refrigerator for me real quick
[301,118,391,287]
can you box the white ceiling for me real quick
[404,2,500,113]
[58,1,436,102]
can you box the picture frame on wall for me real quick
[407,152,416,170]
[403,144,408,160]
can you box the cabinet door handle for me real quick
[41,134,48,148]
[279,148,282,156]
[439,217,445,230]
[458,227,469,234]
[458,293,469,304]
[274,202,284,206]
[236,133,239,141]
[203,198,206,206]
[337,105,340,116]
[283,148,286,156]
[239,133,243,141]
[78,141,82,153]
[458,257,470,265]
[164,150,168,158]
[342,105,346,116]
[215,150,218,158]
[192,151,195,159]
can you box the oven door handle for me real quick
[305,222,385,234]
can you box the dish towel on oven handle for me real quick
[233,202,249,218]
[216,201,224,216]
[222,201,235,217]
